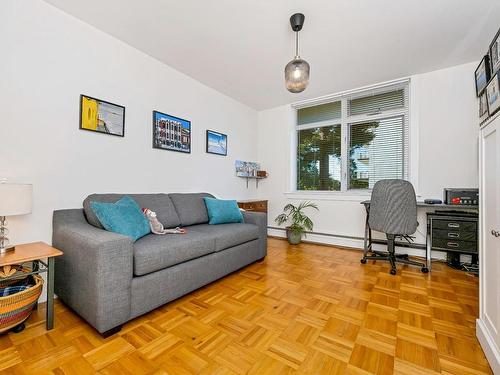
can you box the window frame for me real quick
[292,79,410,195]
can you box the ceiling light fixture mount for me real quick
[285,13,310,93]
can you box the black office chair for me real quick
[360,179,428,275]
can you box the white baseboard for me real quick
[477,319,500,374]
[267,228,446,260]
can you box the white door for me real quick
[479,116,500,371]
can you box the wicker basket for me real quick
[0,274,43,333]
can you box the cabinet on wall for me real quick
[478,113,500,374]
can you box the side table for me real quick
[0,242,63,330]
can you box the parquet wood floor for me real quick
[0,238,491,374]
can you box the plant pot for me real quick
[286,228,303,245]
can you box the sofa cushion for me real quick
[188,223,259,252]
[204,198,243,225]
[84,194,181,229]
[169,193,214,226]
[90,196,150,241]
[133,231,216,276]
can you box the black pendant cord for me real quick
[295,31,299,58]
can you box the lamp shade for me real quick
[0,183,32,216]
[285,58,310,93]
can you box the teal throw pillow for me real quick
[90,196,150,241]
[204,197,244,225]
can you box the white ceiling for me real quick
[43,0,500,110]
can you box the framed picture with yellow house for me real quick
[79,95,125,137]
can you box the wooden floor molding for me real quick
[0,238,491,374]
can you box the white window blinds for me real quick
[348,116,404,189]
[348,89,405,116]
[297,101,341,125]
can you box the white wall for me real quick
[257,62,479,255]
[0,0,259,249]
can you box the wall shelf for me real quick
[239,176,267,188]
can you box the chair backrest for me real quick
[368,179,418,235]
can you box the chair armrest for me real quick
[52,209,133,333]
[242,211,268,258]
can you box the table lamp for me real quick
[0,182,32,253]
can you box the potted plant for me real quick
[275,201,318,245]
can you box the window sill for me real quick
[284,191,370,202]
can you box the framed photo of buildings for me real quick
[152,111,191,153]
[486,73,500,116]
[79,95,125,137]
[206,130,228,156]
[475,55,490,97]
[489,28,500,75]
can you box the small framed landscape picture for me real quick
[206,130,228,156]
[475,55,490,96]
[486,73,500,116]
[479,92,489,121]
[79,95,125,137]
[490,28,500,75]
[152,111,191,153]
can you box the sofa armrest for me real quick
[242,211,268,258]
[52,209,133,333]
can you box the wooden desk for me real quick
[0,242,63,330]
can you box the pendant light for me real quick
[285,13,310,93]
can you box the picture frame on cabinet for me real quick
[479,91,489,122]
[486,73,500,116]
[475,55,491,97]
[489,27,500,76]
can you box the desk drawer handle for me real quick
[492,230,500,237]
[447,242,459,248]
[448,223,460,228]
[447,232,459,238]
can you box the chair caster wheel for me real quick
[390,269,397,275]
[360,258,367,264]
[421,267,429,273]
[11,323,25,333]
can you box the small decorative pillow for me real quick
[90,196,151,241]
[203,197,244,225]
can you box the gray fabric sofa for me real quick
[52,192,267,336]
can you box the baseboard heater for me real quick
[267,226,427,250]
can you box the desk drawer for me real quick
[432,238,477,253]
[432,229,477,241]
[431,219,477,232]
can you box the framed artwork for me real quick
[479,91,489,121]
[79,95,125,137]
[475,55,491,96]
[486,73,500,116]
[152,111,191,153]
[235,160,260,177]
[206,130,228,156]
[490,27,500,75]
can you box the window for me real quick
[295,82,409,192]
[297,125,341,191]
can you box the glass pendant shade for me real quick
[285,58,310,93]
